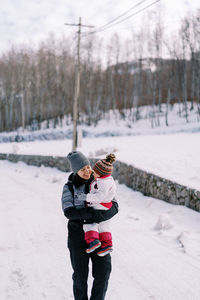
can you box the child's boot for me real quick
[86,239,101,254]
[97,246,113,256]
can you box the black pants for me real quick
[69,247,111,300]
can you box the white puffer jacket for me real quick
[86,175,117,210]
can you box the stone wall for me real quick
[1,153,200,212]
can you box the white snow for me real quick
[1,104,200,191]
[0,132,200,191]
[1,161,200,300]
[1,103,200,298]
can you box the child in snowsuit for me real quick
[83,153,117,256]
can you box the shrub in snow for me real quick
[154,214,174,230]
[89,152,94,158]
[12,144,20,154]
[95,147,118,157]
[95,149,108,156]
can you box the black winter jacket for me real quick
[61,173,119,248]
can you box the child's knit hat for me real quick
[93,153,116,177]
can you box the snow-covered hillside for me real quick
[0,103,199,143]
[1,161,200,300]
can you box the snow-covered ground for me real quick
[0,132,200,191]
[0,103,200,190]
[1,103,199,299]
[1,161,200,300]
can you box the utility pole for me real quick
[72,17,81,151]
[65,17,94,151]
[21,94,25,131]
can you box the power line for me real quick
[83,0,160,36]
[95,0,149,31]
[107,0,161,28]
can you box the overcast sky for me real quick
[0,0,199,54]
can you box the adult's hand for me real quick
[89,200,119,223]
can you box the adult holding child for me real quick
[61,151,118,300]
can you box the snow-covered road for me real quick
[1,161,200,300]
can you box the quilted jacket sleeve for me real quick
[61,183,95,220]
[61,182,119,222]
[61,183,74,211]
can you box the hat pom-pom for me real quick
[105,153,116,164]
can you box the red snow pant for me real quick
[83,220,112,247]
